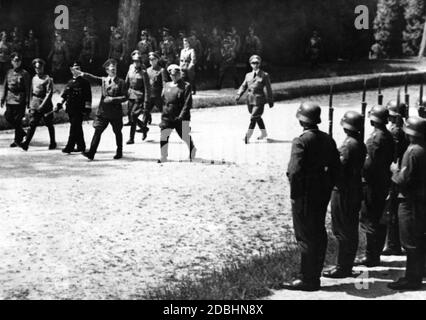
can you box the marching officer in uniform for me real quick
[108,28,125,75]
[284,103,340,291]
[382,100,409,256]
[57,62,92,154]
[206,27,222,76]
[356,106,395,267]
[80,59,127,160]
[244,26,262,63]
[180,37,197,95]
[158,64,197,163]
[20,58,56,151]
[388,117,426,291]
[137,30,153,68]
[23,30,40,72]
[236,55,273,143]
[0,52,30,147]
[323,111,367,278]
[125,50,151,144]
[147,51,168,113]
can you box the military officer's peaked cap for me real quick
[70,61,81,69]
[103,58,118,69]
[249,55,262,64]
[32,58,46,67]
[148,51,160,60]
[141,29,148,35]
[167,64,181,75]
[10,52,22,60]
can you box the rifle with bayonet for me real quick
[404,73,410,118]
[361,78,367,141]
[419,75,426,118]
[378,75,383,106]
[329,84,334,138]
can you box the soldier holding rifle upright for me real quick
[356,106,395,267]
[283,103,340,291]
[388,116,426,291]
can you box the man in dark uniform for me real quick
[79,26,97,74]
[108,28,125,76]
[283,103,340,291]
[80,59,127,160]
[57,62,92,154]
[236,55,273,143]
[356,106,395,267]
[160,27,177,68]
[217,36,238,90]
[0,52,30,147]
[307,30,322,69]
[125,50,151,144]
[388,117,426,290]
[23,30,40,71]
[0,31,10,83]
[137,30,153,68]
[158,64,197,163]
[323,111,367,278]
[180,37,197,95]
[20,58,56,151]
[382,100,409,256]
[10,32,23,56]
[147,51,168,113]
[244,26,262,63]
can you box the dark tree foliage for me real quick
[401,0,425,56]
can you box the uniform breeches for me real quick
[160,120,195,159]
[127,100,145,139]
[331,187,362,270]
[247,105,265,130]
[5,104,26,143]
[24,108,55,145]
[398,199,426,283]
[89,116,123,155]
[66,113,85,150]
[360,183,389,260]
[292,193,331,283]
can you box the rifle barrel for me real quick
[329,85,334,138]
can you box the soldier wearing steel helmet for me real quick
[125,50,151,143]
[381,100,409,256]
[20,58,56,151]
[323,111,367,279]
[388,116,426,291]
[236,55,273,143]
[283,103,340,291]
[356,106,395,267]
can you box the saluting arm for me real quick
[81,72,103,83]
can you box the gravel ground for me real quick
[0,86,422,299]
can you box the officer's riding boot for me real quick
[114,131,123,160]
[257,118,268,140]
[127,124,136,145]
[84,130,102,160]
[48,125,57,150]
[21,125,36,151]
[389,250,423,290]
[383,205,402,255]
[358,234,381,267]
[245,121,256,144]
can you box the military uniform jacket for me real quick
[80,35,96,59]
[245,35,262,56]
[62,76,92,115]
[30,74,53,112]
[98,76,127,119]
[221,45,236,66]
[363,127,395,187]
[147,66,168,98]
[137,40,153,56]
[160,39,176,61]
[125,65,150,106]
[1,68,31,105]
[237,70,273,106]
[161,80,192,123]
[389,123,409,164]
[287,128,340,200]
[0,40,10,63]
[336,135,367,191]
[109,38,124,60]
[23,38,40,59]
[180,48,196,71]
[392,143,426,200]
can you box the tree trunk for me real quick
[418,19,426,59]
[117,0,141,64]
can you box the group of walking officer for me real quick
[283,81,426,292]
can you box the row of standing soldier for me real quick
[284,77,426,292]
[0,25,262,88]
